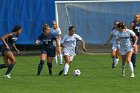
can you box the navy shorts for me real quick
[41,48,55,57]
[1,45,12,56]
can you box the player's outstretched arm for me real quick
[104,35,113,45]
[81,40,87,52]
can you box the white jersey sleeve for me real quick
[74,34,82,41]
[57,28,62,35]
[128,29,135,37]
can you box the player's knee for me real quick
[127,58,131,63]
[12,60,16,64]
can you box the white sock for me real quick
[128,62,134,74]
[114,58,119,66]
[59,54,63,64]
[55,55,58,64]
[64,63,69,75]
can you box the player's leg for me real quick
[111,50,117,68]
[111,44,118,68]
[47,48,55,75]
[115,48,120,66]
[63,55,71,76]
[0,55,10,69]
[131,44,138,68]
[58,46,63,65]
[127,51,135,77]
[0,55,9,69]
[47,57,53,75]
[54,47,58,65]
[4,51,16,78]
[37,53,47,75]
[121,55,126,77]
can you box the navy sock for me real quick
[47,63,52,75]
[5,63,14,75]
[0,64,6,69]
[131,53,136,67]
[47,63,52,70]
[37,60,45,75]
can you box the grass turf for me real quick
[0,53,140,93]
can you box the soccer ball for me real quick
[73,69,81,76]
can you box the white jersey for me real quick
[50,27,61,46]
[61,34,82,56]
[50,27,61,37]
[111,28,120,44]
[117,29,135,55]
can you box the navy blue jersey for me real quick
[1,32,18,53]
[38,33,56,49]
[132,21,140,36]
[6,33,18,44]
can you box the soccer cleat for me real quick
[4,74,11,79]
[133,64,136,68]
[122,70,125,77]
[37,73,40,76]
[112,63,115,68]
[59,70,63,75]
[60,62,63,65]
[64,74,68,76]
[37,71,41,76]
[122,72,125,77]
[130,73,135,78]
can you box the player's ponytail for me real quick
[12,25,22,32]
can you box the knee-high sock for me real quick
[5,63,14,75]
[37,60,45,75]
[131,53,136,67]
[47,63,52,75]
[59,54,63,64]
[0,64,6,69]
[55,55,58,64]
[122,63,126,75]
[47,63,52,70]
[114,58,119,66]
[64,63,69,75]
[128,62,134,74]
[112,57,115,64]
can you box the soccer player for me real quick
[117,22,138,77]
[36,24,59,76]
[129,14,140,68]
[0,25,22,78]
[104,20,120,68]
[59,25,87,76]
[50,21,63,65]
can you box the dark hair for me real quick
[42,24,50,32]
[117,22,126,29]
[69,25,75,30]
[12,25,22,32]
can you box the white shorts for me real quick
[112,43,120,51]
[120,46,133,55]
[63,52,75,62]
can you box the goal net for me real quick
[55,0,140,45]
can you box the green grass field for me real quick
[0,53,140,93]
